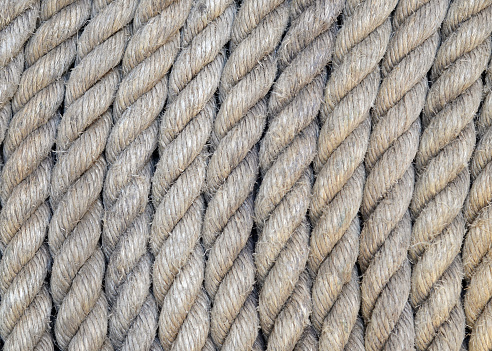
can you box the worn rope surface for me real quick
[202,0,290,349]
[100,0,179,349]
[0,0,86,349]
[411,1,492,350]
[253,0,342,349]
[48,0,137,349]
[150,0,234,349]
[464,48,492,351]
[360,0,451,349]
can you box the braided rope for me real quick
[360,0,450,350]
[48,0,137,349]
[202,0,289,348]
[463,45,492,351]
[0,1,92,349]
[410,1,492,350]
[150,0,234,349]
[102,0,194,348]
[254,0,342,349]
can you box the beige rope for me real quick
[100,0,188,349]
[463,47,492,351]
[150,0,233,349]
[253,0,342,349]
[411,1,492,350]
[48,0,137,349]
[360,0,450,349]
[202,0,290,348]
[0,1,89,350]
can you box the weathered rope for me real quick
[0,0,38,149]
[48,0,137,349]
[101,0,181,349]
[202,0,289,348]
[150,0,233,349]
[360,0,450,349]
[0,0,88,350]
[411,0,492,350]
[463,44,492,351]
[253,0,342,349]
[308,0,375,349]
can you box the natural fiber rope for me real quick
[410,0,492,350]
[253,0,342,349]
[463,46,492,351]
[202,0,289,348]
[101,0,180,349]
[0,0,89,349]
[48,0,137,349]
[360,0,450,349]
[150,0,233,349]
[309,0,374,349]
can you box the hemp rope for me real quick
[150,0,233,349]
[0,0,38,152]
[202,0,289,348]
[410,0,492,350]
[253,0,342,349]
[0,0,89,349]
[309,0,376,349]
[48,0,137,349]
[100,0,187,349]
[360,0,451,349]
[463,47,492,351]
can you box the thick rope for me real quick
[309,0,380,349]
[410,1,492,350]
[0,1,91,350]
[202,0,289,349]
[254,0,342,349]
[360,0,450,350]
[0,0,38,149]
[150,0,234,349]
[48,0,137,349]
[463,51,492,351]
[102,0,194,349]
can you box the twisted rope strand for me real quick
[203,0,289,349]
[463,51,492,351]
[254,0,343,349]
[411,1,492,350]
[150,0,234,349]
[48,0,137,349]
[102,0,196,349]
[0,1,92,349]
[360,0,450,350]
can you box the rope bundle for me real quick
[1,0,492,350]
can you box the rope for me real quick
[150,0,233,349]
[0,1,89,350]
[202,0,289,348]
[410,0,492,349]
[360,0,450,349]
[48,0,137,349]
[254,0,342,349]
[100,0,188,349]
[463,40,492,351]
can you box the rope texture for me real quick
[254,0,342,349]
[463,38,492,351]
[150,0,234,349]
[202,0,290,348]
[0,0,88,350]
[360,0,450,349]
[48,0,137,349]
[410,1,492,350]
[100,0,186,349]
